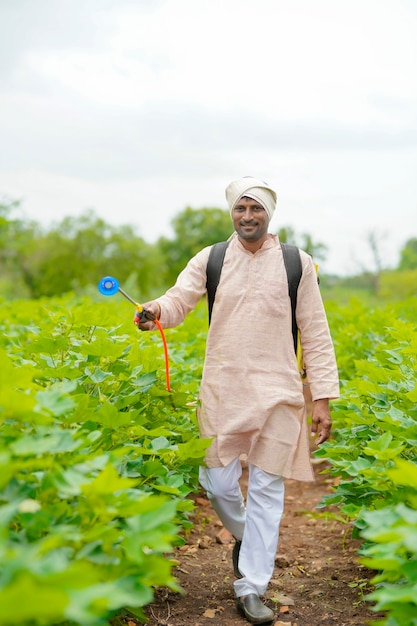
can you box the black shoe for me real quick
[232,539,243,578]
[236,594,274,624]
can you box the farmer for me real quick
[136,176,339,624]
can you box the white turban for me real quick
[225,176,277,220]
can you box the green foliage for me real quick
[398,238,417,271]
[320,268,417,305]
[2,221,417,624]
[317,298,417,625]
[332,271,378,293]
[157,206,233,284]
[18,212,162,299]
[0,198,38,299]
[360,467,417,626]
[378,269,417,301]
[0,296,210,625]
[277,226,328,262]
[2,194,416,304]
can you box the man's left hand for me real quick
[311,398,332,445]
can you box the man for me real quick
[136,176,339,624]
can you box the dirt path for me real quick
[141,461,385,626]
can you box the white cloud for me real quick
[0,0,416,276]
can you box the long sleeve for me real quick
[296,252,340,401]
[156,246,211,328]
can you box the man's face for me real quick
[232,196,270,244]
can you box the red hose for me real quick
[154,318,171,392]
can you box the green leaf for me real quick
[81,463,136,495]
[93,402,133,428]
[36,380,77,416]
[84,366,113,383]
[65,579,153,623]
[0,573,68,622]
[176,437,212,460]
[388,459,417,488]
[10,428,81,455]
[151,436,174,451]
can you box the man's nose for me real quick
[242,208,254,221]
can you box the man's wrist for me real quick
[314,397,329,403]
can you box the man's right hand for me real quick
[134,301,161,331]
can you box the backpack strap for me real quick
[206,241,230,325]
[281,243,302,354]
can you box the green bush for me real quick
[3,290,417,625]
[316,298,417,625]
[378,269,417,300]
[0,296,210,625]
[360,460,417,626]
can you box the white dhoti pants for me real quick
[199,458,285,597]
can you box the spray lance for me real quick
[97,276,171,391]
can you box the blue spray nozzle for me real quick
[97,275,170,390]
[98,276,120,296]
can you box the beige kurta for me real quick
[156,234,340,481]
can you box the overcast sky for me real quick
[1,0,416,276]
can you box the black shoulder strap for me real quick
[281,243,302,354]
[206,241,230,324]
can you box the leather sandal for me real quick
[236,594,274,624]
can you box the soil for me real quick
[140,460,386,626]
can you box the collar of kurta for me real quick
[233,233,279,253]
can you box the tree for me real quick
[277,227,327,263]
[367,231,385,274]
[158,207,233,284]
[277,226,297,244]
[398,238,417,270]
[0,197,39,298]
[0,196,332,301]
[18,210,160,298]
